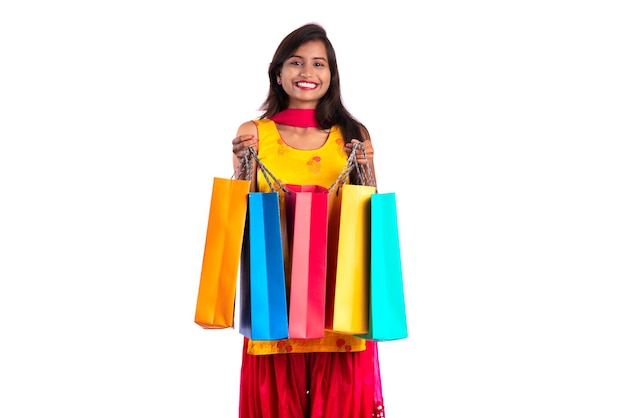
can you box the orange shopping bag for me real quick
[194,154,252,329]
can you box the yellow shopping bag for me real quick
[326,183,376,334]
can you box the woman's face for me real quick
[278,40,331,109]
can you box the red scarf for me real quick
[269,108,319,128]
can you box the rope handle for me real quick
[328,142,377,193]
[328,145,357,193]
[353,141,376,188]
[235,143,375,193]
[232,148,255,181]
[247,147,291,194]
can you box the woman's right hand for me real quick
[232,134,258,159]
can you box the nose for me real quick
[300,63,312,77]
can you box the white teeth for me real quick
[297,82,316,88]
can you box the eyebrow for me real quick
[289,54,328,62]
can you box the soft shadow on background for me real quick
[1,1,625,417]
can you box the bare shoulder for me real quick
[359,124,372,142]
[236,120,258,137]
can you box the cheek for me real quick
[322,78,332,92]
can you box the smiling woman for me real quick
[276,40,331,109]
[228,23,382,418]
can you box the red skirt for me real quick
[239,339,385,418]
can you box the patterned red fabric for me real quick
[372,342,385,418]
[239,338,383,418]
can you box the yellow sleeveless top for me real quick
[246,118,367,355]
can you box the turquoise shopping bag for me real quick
[359,192,408,341]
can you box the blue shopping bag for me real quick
[239,191,289,340]
[359,192,408,341]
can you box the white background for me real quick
[1,1,625,417]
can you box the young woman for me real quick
[231,23,384,418]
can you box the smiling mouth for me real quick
[296,81,317,89]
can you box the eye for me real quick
[314,62,325,67]
[289,60,302,66]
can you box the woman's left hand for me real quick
[345,139,374,166]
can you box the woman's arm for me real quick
[231,120,259,190]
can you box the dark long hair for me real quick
[259,23,368,147]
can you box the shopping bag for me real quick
[284,184,329,339]
[239,190,290,340]
[324,186,342,330]
[194,176,250,329]
[326,183,376,334]
[358,192,408,341]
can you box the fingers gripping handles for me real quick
[328,142,376,193]
[236,144,374,193]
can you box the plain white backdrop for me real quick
[1,1,625,417]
